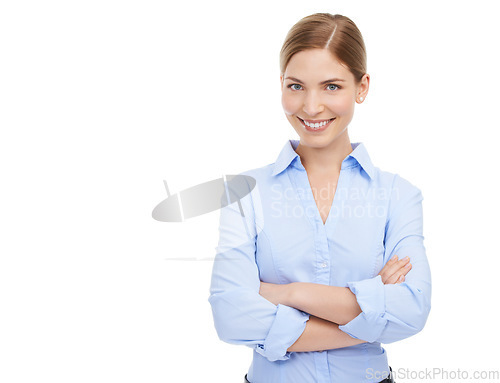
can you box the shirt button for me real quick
[321,262,328,268]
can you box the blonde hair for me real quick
[280,13,367,83]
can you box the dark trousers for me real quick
[244,366,395,382]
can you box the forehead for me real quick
[285,48,353,82]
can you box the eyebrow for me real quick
[284,76,346,84]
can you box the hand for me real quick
[259,281,291,306]
[378,255,412,284]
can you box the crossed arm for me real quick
[209,176,430,359]
[258,255,413,352]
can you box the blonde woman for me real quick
[209,13,431,383]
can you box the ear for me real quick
[280,74,284,90]
[356,73,370,103]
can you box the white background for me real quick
[1,0,499,382]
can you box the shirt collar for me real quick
[271,139,376,180]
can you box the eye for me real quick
[287,84,303,91]
[326,84,340,91]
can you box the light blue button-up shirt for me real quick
[208,139,431,383]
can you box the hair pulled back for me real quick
[280,13,367,83]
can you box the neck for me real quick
[295,132,353,175]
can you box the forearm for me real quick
[287,315,366,352]
[285,282,362,325]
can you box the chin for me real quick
[302,137,335,147]
[298,128,348,146]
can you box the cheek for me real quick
[281,93,301,115]
[328,97,355,116]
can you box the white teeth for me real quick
[302,119,332,128]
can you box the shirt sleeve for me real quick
[339,174,432,343]
[208,174,310,362]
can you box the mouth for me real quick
[297,117,336,132]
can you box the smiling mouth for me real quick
[297,117,336,131]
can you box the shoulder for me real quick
[227,163,274,206]
[371,166,422,195]
[367,167,423,215]
[233,162,276,188]
[380,173,423,219]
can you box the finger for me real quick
[380,256,409,280]
[385,263,412,285]
[390,260,412,279]
[385,272,401,284]
[396,261,412,277]
[378,255,398,279]
[381,259,411,284]
[391,274,405,284]
[403,262,412,276]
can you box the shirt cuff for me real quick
[338,275,387,343]
[254,304,310,361]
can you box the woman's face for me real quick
[281,48,369,148]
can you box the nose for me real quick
[302,91,324,116]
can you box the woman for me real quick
[208,13,431,383]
